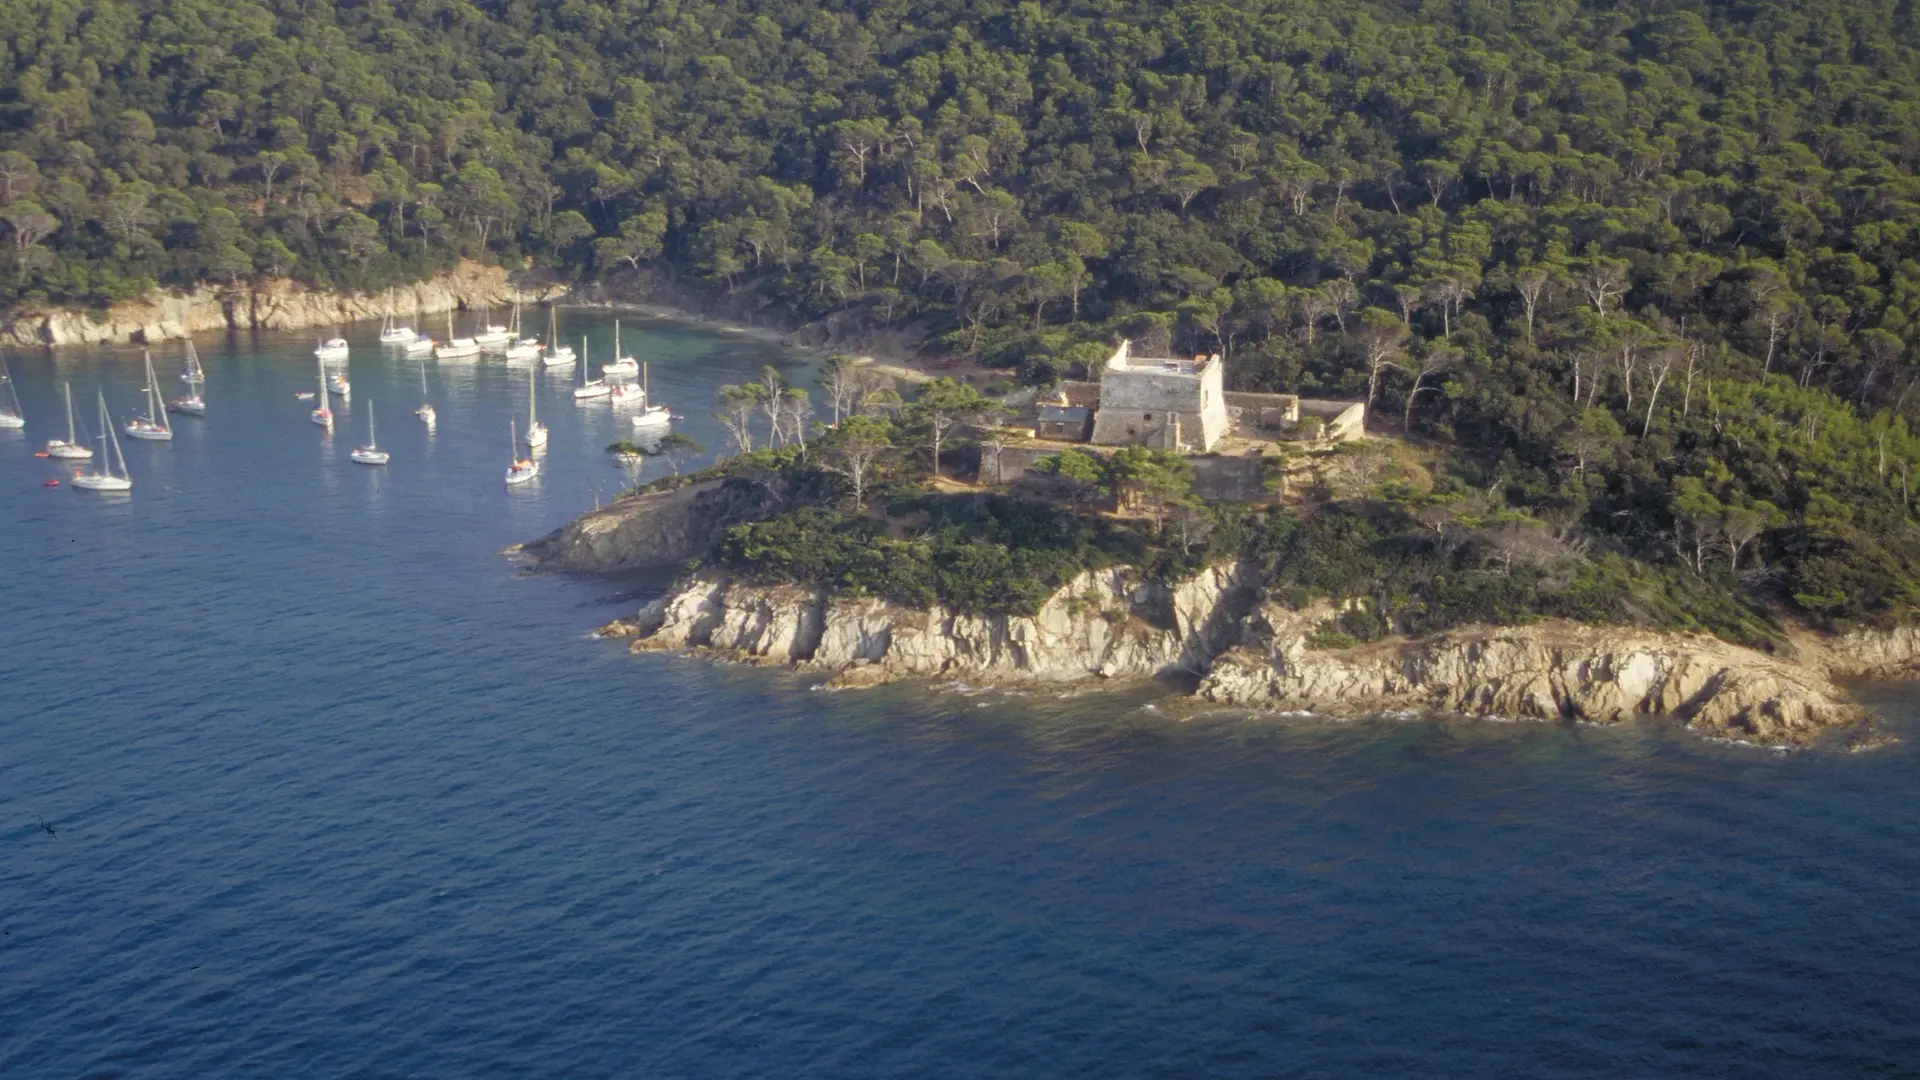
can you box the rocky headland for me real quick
[0,260,562,348]
[520,497,1911,749]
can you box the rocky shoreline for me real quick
[562,554,1907,749]
[513,491,1912,750]
[0,260,560,348]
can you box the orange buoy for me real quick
[32,451,50,458]
[42,478,60,487]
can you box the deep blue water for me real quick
[4,321,1919,1077]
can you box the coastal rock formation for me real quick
[1199,613,1857,747]
[598,565,1874,747]
[514,480,746,574]
[604,564,1257,685]
[1822,624,1920,679]
[0,261,560,347]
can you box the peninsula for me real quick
[522,348,1916,750]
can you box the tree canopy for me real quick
[8,0,1920,624]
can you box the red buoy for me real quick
[32,451,50,458]
[42,478,60,487]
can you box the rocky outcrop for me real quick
[603,564,1259,686]
[1198,610,1859,748]
[597,564,1881,748]
[513,480,747,574]
[0,260,560,347]
[1821,624,1920,679]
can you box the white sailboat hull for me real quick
[312,409,333,426]
[573,382,611,399]
[526,423,548,449]
[404,338,435,356]
[71,473,132,492]
[381,328,418,344]
[630,407,671,428]
[167,397,206,415]
[543,348,577,367]
[46,441,92,460]
[505,463,540,485]
[350,448,390,464]
[315,341,350,361]
[604,358,639,377]
[0,413,26,429]
[124,422,173,441]
[436,339,481,359]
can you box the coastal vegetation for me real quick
[10,0,1920,631]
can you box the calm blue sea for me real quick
[3,319,1918,1078]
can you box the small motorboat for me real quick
[315,336,350,361]
[328,373,351,397]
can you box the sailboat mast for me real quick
[528,364,537,426]
[65,382,75,442]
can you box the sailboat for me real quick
[45,382,94,459]
[0,356,25,429]
[315,333,350,361]
[415,364,436,427]
[328,371,351,397]
[435,310,480,359]
[572,335,610,399]
[380,289,419,344]
[505,420,540,485]
[350,401,390,464]
[71,391,132,492]
[525,364,547,449]
[542,305,575,366]
[505,301,541,362]
[168,341,206,414]
[473,301,511,348]
[180,340,206,383]
[311,359,333,426]
[124,351,174,440]
[603,319,638,377]
[630,361,671,430]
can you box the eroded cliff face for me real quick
[597,565,1882,747]
[0,261,559,347]
[603,564,1258,686]
[1199,605,1858,747]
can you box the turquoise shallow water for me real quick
[3,321,1919,1077]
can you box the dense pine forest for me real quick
[7,0,1920,629]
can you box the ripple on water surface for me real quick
[4,325,1920,1077]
